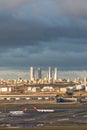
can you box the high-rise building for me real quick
[84,77,87,84]
[30,67,35,81]
[54,67,58,80]
[37,68,42,79]
[48,67,52,81]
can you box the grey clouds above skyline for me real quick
[0,0,87,70]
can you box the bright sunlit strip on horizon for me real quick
[0,70,87,80]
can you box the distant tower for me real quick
[54,67,58,80]
[46,71,49,80]
[30,67,35,81]
[48,67,52,81]
[37,68,42,79]
[84,77,87,84]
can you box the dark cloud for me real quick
[0,0,87,71]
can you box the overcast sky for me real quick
[0,0,87,71]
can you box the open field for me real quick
[0,101,87,114]
[0,101,87,128]
[1,128,87,130]
[0,101,85,111]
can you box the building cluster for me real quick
[30,66,58,81]
[0,67,87,95]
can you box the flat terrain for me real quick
[0,101,87,129]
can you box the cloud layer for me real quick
[0,0,87,71]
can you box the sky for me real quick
[0,0,87,79]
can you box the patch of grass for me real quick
[1,128,87,130]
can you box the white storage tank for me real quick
[60,88,67,92]
[75,85,82,90]
[0,87,7,92]
[85,86,87,92]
